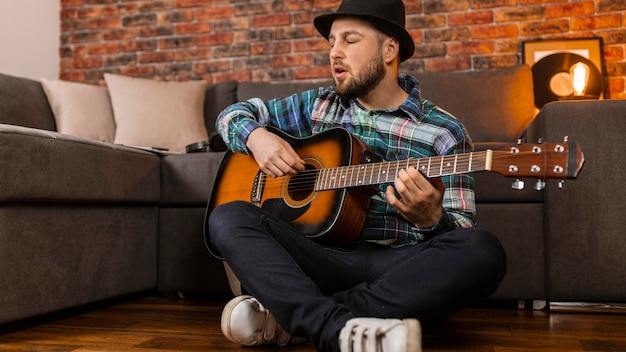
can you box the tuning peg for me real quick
[564,136,569,142]
[512,179,525,190]
[558,180,565,189]
[534,179,546,191]
[537,138,543,144]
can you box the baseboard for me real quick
[549,301,626,313]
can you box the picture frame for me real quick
[523,38,604,108]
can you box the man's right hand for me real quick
[246,128,306,178]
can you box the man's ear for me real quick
[384,37,401,64]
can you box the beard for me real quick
[334,52,386,101]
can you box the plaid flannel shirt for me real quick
[216,73,476,247]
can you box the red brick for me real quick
[472,24,519,39]
[159,36,196,49]
[447,41,494,56]
[314,0,341,9]
[571,14,622,31]
[174,48,212,61]
[193,61,231,75]
[294,65,331,80]
[70,57,103,69]
[175,0,211,8]
[252,41,291,55]
[77,5,118,18]
[424,0,470,14]
[448,11,493,26]
[175,22,212,34]
[424,57,472,72]
[60,71,86,82]
[197,33,234,47]
[235,3,272,16]
[122,40,157,52]
[274,0,314,12]
[520,20,569,36]
[214,71,252,83]
[253,14,291,28]
[495,7,543,23]
[62,0,84,6]
[138,1,172,13]
[293,38,330,52]
[472,0,517,10]
[273,54,312,68]
[603,45,624,62]
[196,7,232,20]
[138,51,175,64]
[120,65,156,77]
[87,42,121,55]
[158,10,194,23]
[104,28,137,40]
[545,2,595,19]
[87,17,122,29]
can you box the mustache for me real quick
[333,60,348,68]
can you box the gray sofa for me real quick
[0,64,623,325]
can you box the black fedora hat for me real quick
[314,0,415,62]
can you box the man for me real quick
[207,0,507,351]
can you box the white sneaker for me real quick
[339,317,422,352]
[220,295,306,346]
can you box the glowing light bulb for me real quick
[571,62,590,96]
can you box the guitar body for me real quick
[206,127,376,247]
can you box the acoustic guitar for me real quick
[205,127,584,248]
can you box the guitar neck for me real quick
[315,150,492,191]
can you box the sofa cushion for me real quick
[412,65,536,143]
[203,80,239,138]
[0,124,160,203]
[40,78,116,143]
[0,73,56,131]
[105,74,209,153]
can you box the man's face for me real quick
[328,17,386,101]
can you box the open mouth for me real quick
[334,66,347,79]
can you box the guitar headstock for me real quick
[489,138,585,188]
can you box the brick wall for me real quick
[61,0,626,99]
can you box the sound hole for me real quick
[288,164,316,201]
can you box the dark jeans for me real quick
[208,201,506,352]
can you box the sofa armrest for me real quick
[534,100,626,301]
[0,124,160,203]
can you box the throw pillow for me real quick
[104,74,209,153]
[41,78,116,143]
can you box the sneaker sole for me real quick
[404,319,422,352]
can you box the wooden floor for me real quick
[1,294,625,351]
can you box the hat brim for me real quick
[314,13,415,62]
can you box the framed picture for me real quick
[523,38,604,108]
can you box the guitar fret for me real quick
[315,150,493,192]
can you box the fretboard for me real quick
[314,150,492,191]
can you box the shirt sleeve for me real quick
[215,90,318,154]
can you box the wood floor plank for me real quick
[1,295,625,351]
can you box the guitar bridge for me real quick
[250,171,264,206]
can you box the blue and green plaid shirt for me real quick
[217,73,475,247]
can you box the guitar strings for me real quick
[251,149,553,194]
